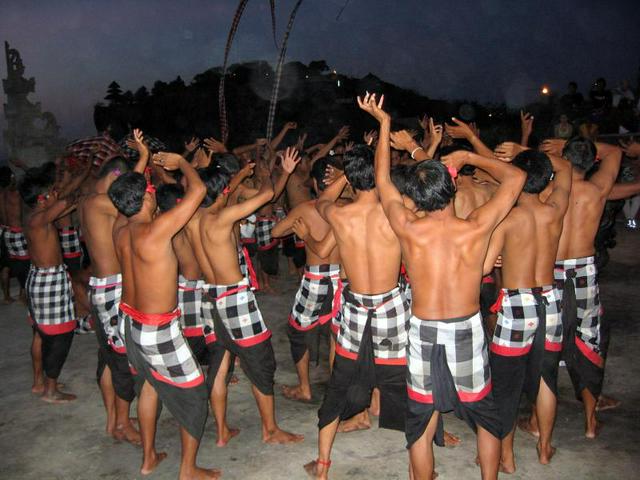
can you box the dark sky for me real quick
[1,0,639,151]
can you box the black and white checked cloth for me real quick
[89,274,125,353]
[289,264,341,330]
[255,216,278,250]
[554,256,602,356]
[58,227,82,259]
[26,264,76,332]
[4,227,29,259]
[178,275,205,335]
[120,303,204,387]
[337,285,410,361]
[407,312,491,402]
[202,277,270,343]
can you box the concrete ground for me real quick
[1,229,639,480]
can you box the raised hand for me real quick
[336,125,350,141]
[494,142,527,162]
[343,141,355,153]
[619,139,640,158]
[539,139,567,156]
[285,121,298,130]
[445,117,475,140]
[357,92,389,124]
[153,152,185,170]
[390,130,419,153]
[184,136,200,153]
[363,129,378,146]
[193,147,210,168]
[281,147,301,173]
[295,133,307,151]
[441,150,469,172]
[520,110,534,139]
[126,128,148,155]
[291,217,310,240]
[324,165,344,186]
[428,118,443,147]
[203,137,227,154]
[418,114,429,131]
[239,161,256,179]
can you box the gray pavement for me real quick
[1,229,639,479]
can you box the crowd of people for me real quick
[2,91,640,480]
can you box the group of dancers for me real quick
[1,92,635,480]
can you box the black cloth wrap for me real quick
[94,316,135,402]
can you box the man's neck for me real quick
[353,189,378,204]
[425,202,455,220]
[517,192,541,207]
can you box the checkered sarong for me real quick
[26,264,76,335]
[202,277,271,346]
[120,302,204,387]
[178,275,205,337]
[490,287,563,356]
[289,264,342,330]
[554,256,602,358]
[255,216,278,250]
[336,286,410,363]
[407,312,491,403]
[66,133,123,165]
[237,245,259,290]
[4,227,29,259]
[89,274,125,353]
[58,227,82,259]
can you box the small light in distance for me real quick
[337,80,341,87]
[541,85,550,95]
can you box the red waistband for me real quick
[119,302,180,326]
[7,226,23,233]
[482,274,495,284]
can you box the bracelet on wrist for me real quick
[411,146,424,159]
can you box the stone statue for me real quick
[2,41,65,168]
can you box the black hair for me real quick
[436,144,475,176]
[156,183,185,212]
[390,164,412,195]
[0,166,13,187]
[215,153,241,176]
[343,144,375,191]
[199,167,229,208]
[562,136,596,172]
[107,172,146,217]
[18,173,52,207]
[512,150,553,194]
[309,157,337,192]
[404,160,455,212]
[97,156,131,179]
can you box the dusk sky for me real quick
[1,0,639,154]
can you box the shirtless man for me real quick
[304,135,411,477]
[534,137,622,438]
[78,131,148,443]
[110,153,219,479]
[272,157,343,402]
[357,93,525,480]
[20,160,91,402]
[0,166,16,303]
[183,149,303,446]
[3,167,29,304]
[483,147,572,471]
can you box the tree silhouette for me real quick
[105,81,123,104]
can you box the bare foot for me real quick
[517,416,540,438]
[282,384,312,402]
[263,428,304,444]
[40,389,76,404]
[179,466,222,480]
[536,442,556,465]
[31,383,45,395]
[337,414,370,433]
[596,395,621,412]
[216,427,240,447]
[303,460,329,479]
[443,430,461,447]
[499,460,516,474]
[113,422,142,446]
[585,419,602,439]
[141,452,167,475]
[228,375,239,385]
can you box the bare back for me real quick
[183,209,217,285]
[200,209,243,286]
[4,188,22,227]
[556,179,605,260]
[454,176,493,219]
[78,194,121,277]
[327,193,400,295]
[24,211,64,268]
[295,201,340,265]
[173,229,201,280]
[286,170,312,208]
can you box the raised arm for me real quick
[545,154,572,213]
[425,118,443,159]
[56,160,92,199]
[311,126,350,163]
[520,111,534,147]
[358,93,414,233]
[607,180,640,200]
[316,172,347,222]
[483,224,505,275]
[445,117,494,158]
[150,153,206,238]
[589,143,623,196]
[390,130,430,161]
[271,147,300,201]
[443,151,525,232]
[127,129,151,174]
[219,165,274,225]
[270,122,297,151]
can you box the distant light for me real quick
[305,75,309,79]
[337,80,341,87]
[332,70,337,74]
[541,86,550,95]
[488,113,492,117]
